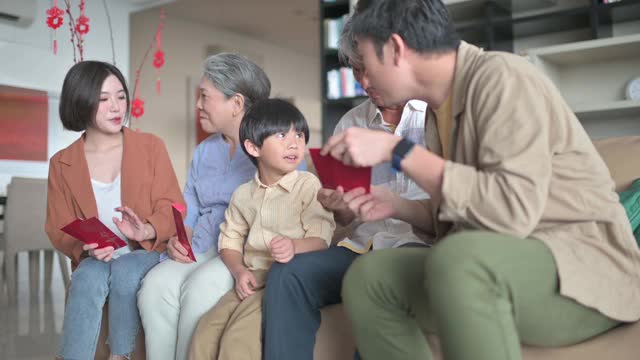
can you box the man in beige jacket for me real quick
[321,1,640,359]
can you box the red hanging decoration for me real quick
[131,98,145,119]
[131,68,145,121]
[74,0,88,61]
[130,8,167,124]
[153,9,166,94]
[76,15,90,35]
[46,1,64,54]
[153,50,165,69]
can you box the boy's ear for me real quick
[244,139,261,158]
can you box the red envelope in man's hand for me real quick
[309,148,372,193]
[61,217,128,250]
[172,202,197,262]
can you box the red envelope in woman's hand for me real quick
[61,217,128,249]
[309,148,371,193]
[172,202,197,262]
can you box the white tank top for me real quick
[90,174,131,259]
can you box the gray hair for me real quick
[202,53,271,111]
[338,18,362,67]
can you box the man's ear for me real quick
[389,33,406,66]
[244,139,261,158]
[231,93,245,118]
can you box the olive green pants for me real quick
[342,231,620,360]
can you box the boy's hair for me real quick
[240,98,310,167]
[344,0,460,63]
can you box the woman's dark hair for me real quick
[240,98,310,167]
[59,61,130,131]
[346,0,460,62]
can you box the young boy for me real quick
[188,98,336,360]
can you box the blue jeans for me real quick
[58,249,159,359]
[262,246,359,360]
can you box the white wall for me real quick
[0,0,134,193]
[130,10,321,188]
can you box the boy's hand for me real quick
[317,186,349,211]
[270,236,295,263]
[233,268,258,300]
[344,185,398,223]
[83,243,115,262]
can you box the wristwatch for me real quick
[391,138,415,172]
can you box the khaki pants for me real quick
[189,271,266,360]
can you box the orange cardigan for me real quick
[45,127,185,268]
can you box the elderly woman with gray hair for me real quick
[137,53,297,360]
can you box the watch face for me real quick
[627,77,640,101]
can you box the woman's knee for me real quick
[137,263,173,307]
[69,259,110,300]
[181,259,232,302]
[111,253,158,297]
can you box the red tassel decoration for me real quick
[152,9,166,95]
[46,0,64,54]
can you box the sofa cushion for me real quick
[593,136,640,192]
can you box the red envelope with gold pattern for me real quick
[61,217,127,249]
[309,148,371,193]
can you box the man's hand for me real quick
[321,128,400,167]
[270,236,295,263]
[83,243,115,262]
[343,185,399,223]
[233,268,258,300]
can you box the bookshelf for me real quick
[525,33,640,124]
[319,0,640,141]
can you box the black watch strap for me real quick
[391,138,415,172]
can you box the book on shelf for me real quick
[323,14,349,49]
[327,67,366,100]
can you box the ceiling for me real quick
[158,0,320,56]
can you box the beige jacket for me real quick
[422,42,640,322]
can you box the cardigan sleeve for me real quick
[45,156,86,265]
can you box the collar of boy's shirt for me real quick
[253,170,299,194]
[432,94,453,160]
[366,99,427,127]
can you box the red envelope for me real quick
[172,202,197,262]
[309,148,371,193]
[61,217,128,250]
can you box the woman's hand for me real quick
[113,206,155,242]
[83,243,115,262]
[343,185,399,223]
[321,128,401,167]
[167,236,193,263]
[233,268,258,300]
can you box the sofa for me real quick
[92,136,640,359]
[313,135,640,360]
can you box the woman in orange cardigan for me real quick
[45,61,185,360]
